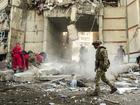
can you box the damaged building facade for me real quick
[0,0,140,62]
[0,0,10,61]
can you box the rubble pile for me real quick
[0,62,140,105]
[116,71,140,95]
[106,63,139,81]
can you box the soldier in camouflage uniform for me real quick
[92,40,117,96]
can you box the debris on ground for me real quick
[0,62,140,105]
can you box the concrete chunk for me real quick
[39,75,71,81]
[0,70,14,81]
[13,68,39,82]
[14,72,34,82]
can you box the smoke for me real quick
[77,45,96,79]
[57,45,97,79]
[69,45,135,81]
[40,45,136,82]
[40,45,96,79]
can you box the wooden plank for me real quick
[104,41,127,43]
[129,51,140,54]
[103,29,126,31]
[128,24,138,30]
[103,17,126,19]
[127,0,137,7]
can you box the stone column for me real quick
[43,16,47,52]
[99,8,104,43]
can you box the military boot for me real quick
[110,87,117,94]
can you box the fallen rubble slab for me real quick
[13,71,36,82]
[0,70,14,81]
[104,99,120,105]
[38,73,84,82]
[106,63,139,81]
[117,87,138,95]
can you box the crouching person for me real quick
[136,56,140,68]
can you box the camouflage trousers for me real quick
[94,68,115,93]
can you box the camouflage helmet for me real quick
[120,45,123,47]
[92,40,102,45]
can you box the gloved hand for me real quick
[94,68,97,72]
[103,68,107,72]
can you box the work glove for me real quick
[94,68,97,72]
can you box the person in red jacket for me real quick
[12,43,23,73]
[21,50,29,71]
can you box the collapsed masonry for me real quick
[0,0,10,61]
[0,0,139,62]
[9,0,126,62]
[8,0,101,61]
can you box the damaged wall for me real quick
[9,0,140,62]
[10,0,45,53]
[10,0,68,60]
[0,0,8,10]
[10,0,31,49]
[127,0,140,62]
[10,6,26,49]
[25,10,44,53]
[100,7,127,61]
[0,0,9,57]
[99,0,140,62]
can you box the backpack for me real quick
[99,46,110,71]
